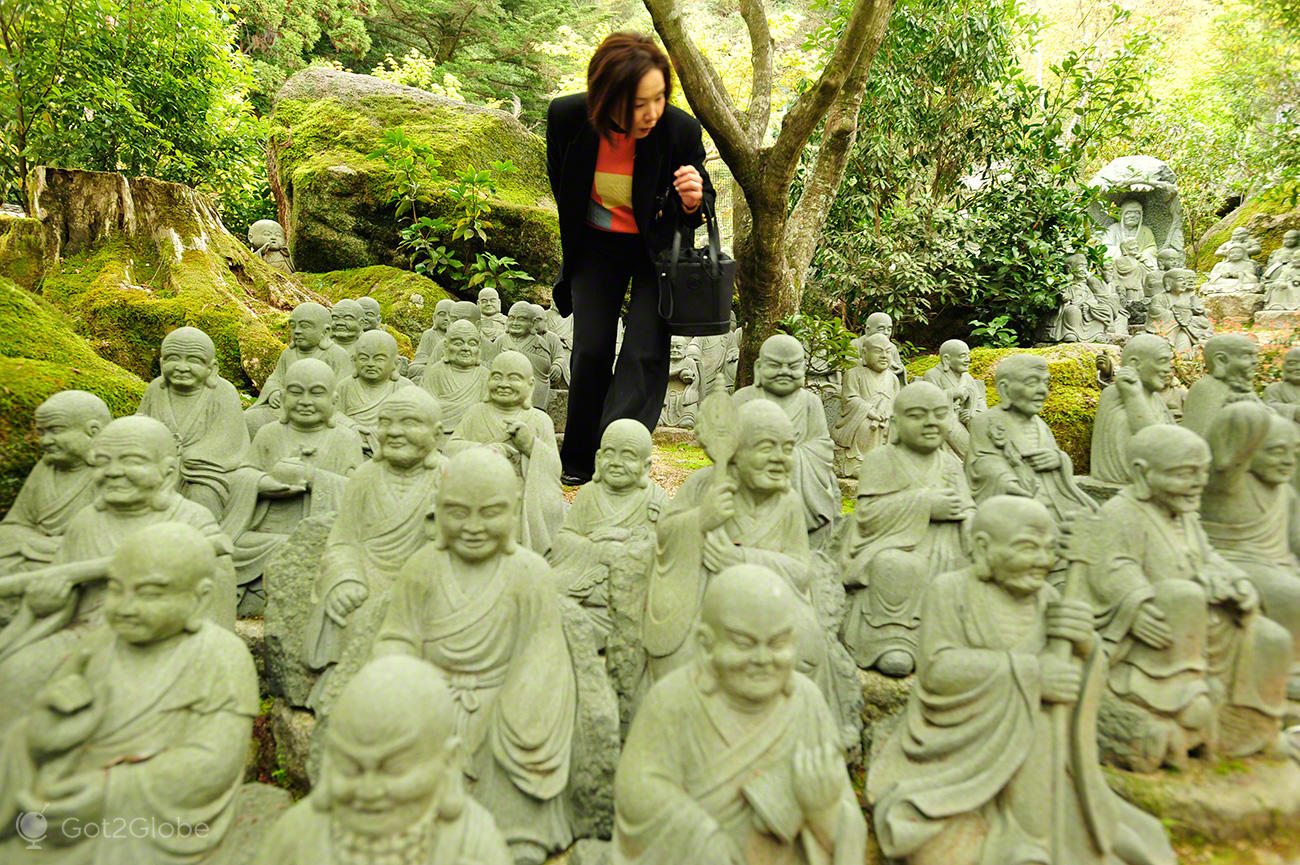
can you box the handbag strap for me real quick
[657,185,722,320]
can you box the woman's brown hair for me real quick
[586,32,672,140]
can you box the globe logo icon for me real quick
[16,809,47,848]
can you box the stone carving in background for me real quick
[1215,226,1263,267]
[410,297,455,379]
[543,299,574,386]
[1157,247,1186,272]
[333,330,413,453]
[1263,346,1300,421]
[1043,253,1114,343]
[921,338,986,460]
[723,311,742,391]
[1264,229,1300,281]
[660,335,701,428]
[532,302,568,389]
[1146,268,1214,354]
[249,218,294,274]
[356,296,382,331]
[478,287,508,343]
[831,333,900,477]
[1098,199,1158,269]
[330,299,365,357]
[1090,334,1176,485]
[246,302,354,435]
[1202,242,1260,293]
[490,301,556,410]
[853,311,908,385]
[1089,155,1184,266]
[420,319,489,432]
[1263,263,1300,311]
[1112,237,1151,302]
[1181,333,1262,437]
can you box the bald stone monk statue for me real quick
[0,522,258,864]
[333,329,413,453]
[1262,346,1300,424]
[478,287,509,343]
[530,303,567,389]
[868,496,1177,865]
[1146,268,1213,354]
[246,301,354,435]
[410,298,456,380]
[489,302,555,410]
[921,339,987,461]
[615,564,867,865]
[0,391,110,574]
[420,319,489,433]
[1203,243,1259,293]
[734,334,840,543]
[254,655,511,865]
[840,382,974,676]
[447,351,565,555]
[331,299,365,357]
[1180,333,1263,438]
[832,334,901,477]
[661,336,701,428]
[374,449,577,865]
[1089,334,1176,485]
[356,296,382,331]
[136,326,249,519]
[249,218,294,273]
[1044,253,1115,343]
[852,312,908,385]
[1083,425,1293,770]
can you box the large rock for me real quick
[1202,289,1265,325]
[270,69,560,296]
[1196,181,1300,271]
[262,513,334,707]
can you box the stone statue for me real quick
[734,334,840,543]
[1157,247,1186,272]
[333,329,413,453]
[1083,425,1293,768]
[410,297,456,379]
[373,448,576,865]
[249,218,294,274]
[1145,268,1213,354]
[1112,238,1150,303]
[254,656,511,865]
[1263,346,1300,422]
[0,391,110,573]
[694,333,728,399]
[531,303,568,389]
[723,312,741,392]
[868,496,1177,865]
[356,296,382,331]
[852,312,908,385]
[420,319,489,433]
[246,301,354,435]
[831,333,901,476]
[489,301,555,410]
[921,338,987,460]
[1214,226,1263,266]
[136,326,249,519]
[1263,263,1300,310]
[1203,242,1260,293]
[543,299,573,387]
[447,351,565,555]
[477,287,508,343]
[1099,198,1159,271]
[548,419,668,644]
[1089,334,1176,485]
[1181,333,1262,438]
[1264,229,1300,282]
[660,336,701,428]
[967,354,1097,523]
[1044,253,1113,343]
[0,522,258,862]
[615,564,867,865]
[331,299,365,357]
[451,299,481,326]
[1089,156,1185,260]
[840,382,974,676]
[302,389,445,706]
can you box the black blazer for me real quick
[546,92,715,316]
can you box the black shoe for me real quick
[561,472,590,486]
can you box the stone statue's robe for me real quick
[1044,282,1109,343]
[1100,223,1157,270]
[921,367,988,460]
[136,377,249,512]
[1113,255,1148,302]
[868,568,1175,865]
[694,334,728,399]
[1089,385,1175,485]
[0,462,95,574]
[375,546,575,854]
[831,366,899,474]
[1146,293,1212,354]
[1181,376,1265,439]
[409,326,445,378]
[448,404,565,555]
[840,444,972,668]
[851,336,908,386]
[661,357,700,428]
[333,376,414,452]
[420,360,488,433]
[480,313,508,344]
[1263,380,1300,421]
[614,667,866,865]
[967,406,1096,523]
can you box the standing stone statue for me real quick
[723,312,742,391]
[0,522,258,863]
[694,332,728,399]
[333,329,413,453]
[374,448,576,865]
[331,299,365,357]
[1112,238,1151,303]
[478,287,509,343]
[921,338,987,460]
[840,382,974,676]
[356,295,383,331]
[490,301,555,410]
[1263,346,1300,420]
[410,297,456,379]
[660,335,701,428]
[249,218,294,274]
[615,564,867,865]
[1146,268,1213,354]
[1098,198,1159,270]
[420,319,489,432]
[1203,242,1260,293]
[832,333,901,477]
[852,311,908,385]
[1089,334,1176,485]
[1214,226,1263,266]
[868,496,1177,865]
[1264,229,1300,282]
[0,391,109,573]
[246,301,354,435]
[1180,333,1262,438]
[136,326,249,519]
[1044,253,1112,343]
[253,656,511,865]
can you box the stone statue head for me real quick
[1230,227,1251,241]
[506,301,533,338]
[356,296,382,331]
[530,304,547,335]
[1206,402,1295,489]
[281,358,337,431]
[1128,425,1210,514]
[1162,268,1195,295]
[435,448,519,559]
[594,418,652,492]
[1118,199,1144,229]
[970,496,1057,598]
[374,389,443,469]
[1104,259,1119,282]
[1283,229,1300,249]
[34,390,111,469]
[939,339,971,374]
[890,382,950,453]
[669,336,691,361]
[320,655,468,838]
[860,333,892,374]
[1065,252,1089,279]
[1202,333,1257,392]
[1283,346,1300,384]
[732,399,795,495]
[1121,334,1174,393]
[993,354,1049,418]
[864,312,893,338]
[1144,272,1164,296]
[331,299,364,344]
[353,330,400,383]
[478,287,502,318]
[1157,248,1185,271]
[1226,243,1247,262]
[442,319,481,369]
[289,302,332,351]
[248,219,286,249]
[1250,414,1299,487]
[755,334,806,397]
[696,564,799,707]
[450,300,481,325]
[106,522,215,644]
[434,298,455,333]
[487,350,534,410]
[90,416,180,512]
[160,327,217,394]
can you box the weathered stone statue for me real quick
[452,299,481,326]
[1090,156,1185,260]
[1099,198,1158,270]
[410,297,456,379]
[447,351,565,555]
[531,303,568,388]
[1084,425,1293,768]
[921,338,987,460]
[660,335,701,428]
[1203,242,1260,293]
[1181,333,1262,438]
[1214,226,1263,265]
[1044,254,1113,343]
[1112,237,1150,303]
[333,329,413,452]
[840,382,974,676]
[373,448,576,865]
[723,312,742,391]
[543,299,573,386]
[1157,247,1186,272]
[967,354,1097,523]
[831,333,901,476]
[331,298,365,357]
[0,391,109,573]
[734,334,840,542]
[1090,334,1176,485]
[1263,263,1300,310]
[356,295,383,331]
[249,218,294,273]
[1264,229,1300,282]
[420,319,489,432]
[615,564,867,865]
[869,496,1177,865]
[1146,268,1213,353]
[853,311,908,385]
[246,301,354,434]
[1263,346,1300,420]
[136,326,249,519]
[489,301,555,410]
[478,287,509,343]
[0,522,258,862]
[694,333,728,399]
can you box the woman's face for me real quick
[630,68,666,138]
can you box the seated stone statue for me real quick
[1263,346,1300,422]
[840,382,974,676]
[921,338,987,460]
[447,351,565,555]
[0,522,258,863]
[136,326,249,519]
[661,336,701,428]
[477,287,509,343]
[1214,225,1262,264]
[1203,243,1260,293]
[1146,268,1214,354]
[868,496,1177,865]
[331,299,365,357]
[548,419,667,643]
[1044,253,1112,342]
[410,297,455,379]
[615,564,867,865]
[1090,334,1176,485]
[374,448,576,865]
[832,333,901,476]
[530,303,567,389]
[356,295,382,331]
[1085,425,1292,769]
[333,329,413,452]
[852,311,908,385]
[246,301,354,435]
[489,301,556,410]
[543,299,573,387]
[0,391,109,574]
[1264,229,1300,282]
[734,334,840,542]
[1263,262,1300,310]
[420,319,489,432]
[967,353,1097,523]
[1100,198,1158,270]
[249,218,293,273]
[1181,333,1263,438]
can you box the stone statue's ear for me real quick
[186,577,213,632]
[84,419,104,437]
[1130,459,1153,500]
[436,735,468,820]
[971,531,992,578]
[640,458,652,486]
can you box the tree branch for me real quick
[737,0,773,145]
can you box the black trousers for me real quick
[560,225,669,479]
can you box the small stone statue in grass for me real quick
[410,297,456,379]
[356,296,382,331]
[478,287,509,343]
[332,329,413,453]
[1180,333,1263,438]
[246,301,354,435]
[832,333,901,477]
[661,335,701,428]
[921,338,987,460]
[1146,268,1213,354]
[1089,334,1176,485]
[420,319,489,433]
[331,299,365,357]
[249,218,294,274]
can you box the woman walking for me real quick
[547,32,715,485]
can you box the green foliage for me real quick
[232,0,371,111]
[968,314,1018,348]
[777,312,857,376]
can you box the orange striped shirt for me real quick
[588,132,638,233]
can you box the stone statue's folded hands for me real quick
[1132,602,1173,649]
[1045,599,1094,656]
[324,580,368,626]
[1228,577,1260,614]
[929,489,968,521]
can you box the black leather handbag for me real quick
[654,199,736,336]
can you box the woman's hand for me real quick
[674,165,703,212]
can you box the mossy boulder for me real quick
[270,69,560,299]
[299,265,455,351]
[0,215,45,290]
[1195,182,1300,271]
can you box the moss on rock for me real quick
[1195,183,1300,271]
[0,215,45,291]
[299,265,455,349]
